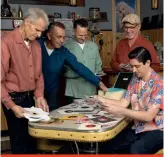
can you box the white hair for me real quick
[24,8,49,26]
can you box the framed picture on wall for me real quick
[115,0,136,32]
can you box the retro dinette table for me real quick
[28,97,130,154]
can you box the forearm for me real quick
[95,53,102,73]
[34,74,44,98]
[122,108,157,122]
[1,83,16,109]
[110,61,120,71]
[98,96,128,107]
[68,58,100,87]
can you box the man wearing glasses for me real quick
[110,14,160,72]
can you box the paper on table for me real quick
[23,107,50,122]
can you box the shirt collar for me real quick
[134,35,142,45]
[14,27,24,44]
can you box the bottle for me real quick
[67,11,71,19]
[18,5,23,18]
[72,12,75,20]
[12,8,17,17]
[1,0,12,17]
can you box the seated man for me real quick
[95,47,163,154]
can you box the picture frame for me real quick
[111,0,140,51]
[115,0,136,32]
[100,12,108,21]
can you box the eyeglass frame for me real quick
[123,24,139,31]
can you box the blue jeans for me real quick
[100,124,163,154]
[2,91,37,154]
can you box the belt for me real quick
[9,91,34,98]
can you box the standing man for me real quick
[95,47,163,154]
[1,8,49,154]
[64,18,103,104]
[110,14,160,72]
[38,22,107,111]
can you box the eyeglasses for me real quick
[123,24,138,31]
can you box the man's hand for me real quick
[119,63,132,71]
[99,82,108,94]
[36,97,49,112]
[102,103,124,116]
[11,105,25,118]
[119,63,126,70]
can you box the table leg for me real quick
[77,142,99,154]
[74,141,80,154]
[96,142,99,154]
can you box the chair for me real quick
[36,139,64,154]
[156,148,164,154]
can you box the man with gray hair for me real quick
[110,13,160,72]
[1,8,49,154]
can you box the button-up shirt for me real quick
[1,28,44,109]
[110,35,160,72]
[124,71,163,133]
[64,39,102,98]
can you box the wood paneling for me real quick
[1,106,8,131]
[95,31,113,68]
[141,28,163,44]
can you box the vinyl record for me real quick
[78,123,101,130]
[60,114,84,120]
[92,114,101,117]
[85,124,96,128]
[31,112,39,115]
[56,109,79,115]
[81,106,89,108]
[65,110,73,113]
[91,116,117,124]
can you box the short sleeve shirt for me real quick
[124,71,163,133]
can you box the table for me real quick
[28,101,130,154]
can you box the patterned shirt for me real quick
[124,70,163,133]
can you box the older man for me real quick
[1,8,49,154]
[110,14,160,72]
[96,47,163,154]
[38,22,107,111]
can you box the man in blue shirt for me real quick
[38,22,107,111]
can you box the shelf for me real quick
[1,17,108,22]
[1,17,23,20]
[85,18,108,22]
